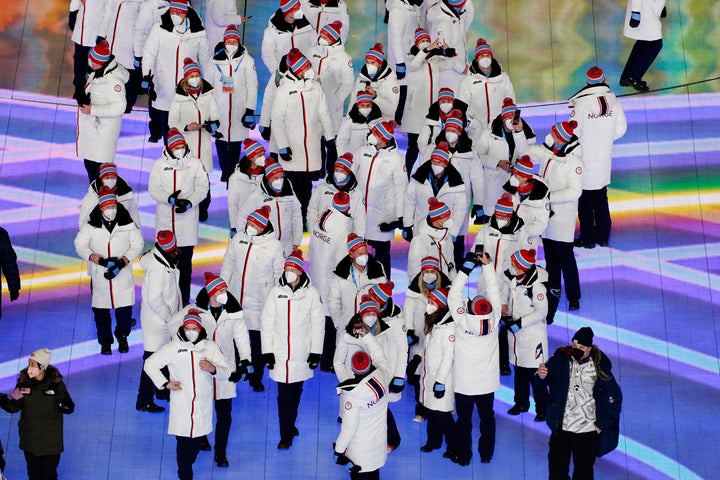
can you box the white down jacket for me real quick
[169,81,221,172]
[139,246,182,352]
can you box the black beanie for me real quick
[572,327,594,347]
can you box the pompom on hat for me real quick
[320,21,342,45]
[247,205,271,232]
[284,248,305,272]
[551,120,578,144]
[427,197,451,224]
[511,249,536,272]
[183,308,203,329]
[513,155,534,178]
[474,38,493,59]
[156,230,177,252]
[365,42,385,64]
[427,287,450,310]
[347,233,367,254]
[351,350,371,375]
[586,66,605,85]
[97,185,117,209]
[167,127,187,151]
[89,40,111,65]
[204,272,228,298]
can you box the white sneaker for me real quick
[412,414,425,423]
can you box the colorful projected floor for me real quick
[0,89,719,479]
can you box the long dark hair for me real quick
[590,346,611,381]
[424,309,447,336]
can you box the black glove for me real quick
[406,354,421,376]
[75,88,90,106]
[629,11,640,28]
[506,318,522,334]
[241,108,256,129]
[279,147,292,161]
[141,74,153,92]
[406,329,419,346]
[378,218,402,232]
[307,353,321,369]
[260,125,271,141]
[203,120,223,139]
[433,381,446,399]
[103,258,127,280]
[133,56,142,69]
[228,368,242,383]
[459,252,479,276]
[389,377,405,393]
[472,205,486,225]
[96,36,105,45]
[168,190,181,206]
[263,353,275,370]
[229,359,253,382]
[395,62,406,80]
[661,6,667,18]
[333,451,361,473]
[10,289,20,301]
[325,137,337,163]
[68,10,78,31]
[174,198,192,214]
[401,227,413,242]
[98,257,109,267]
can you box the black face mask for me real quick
[572,347,586,361]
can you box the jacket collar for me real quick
[270,9,311,32]
[333,255,386,280]
[160,8,205,33]
[411,159,464,187]
[87,203,134,228]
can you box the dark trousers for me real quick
[214,398,232,456]
[277,381,304,440]
[177,245,195,306]
[125,67,141,113]
[321,316,336,371]
[84,159,102,183]
[0,438,5,472]
[92,305,132,346]
[542,238,581,303]
[322,136,338,177]
[452,235,465,272]
[499,324,509,367]
[149,104,169,142]
[176,436,202,480]
[425,408,456,451]
[621,39,663,81]
[366,240,391,280]
[407,369,430,417]
[198,174,211,217]
[137,350,169,405]
[548,430,598,480]
[24,451,61,480]
[578,187,611,246]
[351,470,380,480]
[215,139,242,183]
[455,392,496,463]
[73,43,91,95]
[387,408,401,449]
[248,329,265,387]
[285,171,317,228]
[513,365,547,414]
[405,133,419,177]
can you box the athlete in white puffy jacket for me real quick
[261,1,316,74]
[425,0,474,91]
[301,0,350,43]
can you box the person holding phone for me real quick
[0,349,75,480]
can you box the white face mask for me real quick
[354,254,369,267]
[284,270,298,284]
[509,175,520,187]
[423,272,437,284]
[215,292,228,305]
[439,102,453,114]
[246,226,258,237]
[225,44,238,56]
[430,227,447,240]
[478,57,492,69]
[271,178,284,190]
[102,178,117,189]
[442,218,454,230]
[188,77,201,88]
[363,315,377,327]
[27,366,41,378]
[358,107,372,117]
[318,37,329,46]
[425,303,438,315]
[367,134,378,146]
[292,9,304,19]
[544,133,555,147]
[185,329,199,342]
[504,119,514,130]
[171,14,184,26]
[431,164,445,176]
[445,131,459,144]
[102,208,117,221]
[253,156,265,167]
[334,172,348,183]
[303,69,315,81]
[366,64,378,76]
[496,218,509,228]
[173,148,186,159]
[418,41,430,50]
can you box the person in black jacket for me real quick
[0,349,75,480]
[0,226,21,320]
[538,327,623,480]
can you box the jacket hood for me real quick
[358,61,393,82]
[503,177,550,201]
[543,136,581,157]
[435,130,473,153]
[195,288,242,315]
[212,42,246,61]
[411,159,464,187]
[569,83,612,102]
[379,298,402,319]
[160,8,205,34]
[139,245,175,270]
[425,100,468,123]
[336,367,387,402]
[469,57,503,78]
[325,170,359,192]
[407,271,452,294]
[270,9,311,32]
[343,312,391,336]
[278,270,311,292]
[92,58,130,83]
[17,365,63,386]
[175,78,214,96]
[333,255,386,280]
[489,212,525,233]
[261,175,296,198]
[176,325,208,345]
[347,103,383,123]
[490,115,536,141]
[91,176,134,197]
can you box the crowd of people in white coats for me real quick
[41,0,643,479]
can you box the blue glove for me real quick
[168,190,181,206]
[451,235,457,243]
[279,147,292,161]
[395,63,406,80]
[333,451,361,473]
[507,318,522,333]
[406,329,419,346]
[629,11,640,28]
[401,227,413,242]
[472,204,486,225]
[433,382,445,399]
[241,108,256,129]
[141,75,152,91]
[133,57,142,69]
[459,252,478,276]
[259,125,271,141]
[389,377,405,393]
[229,228,237,238]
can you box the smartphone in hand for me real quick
[512,109,521,126]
